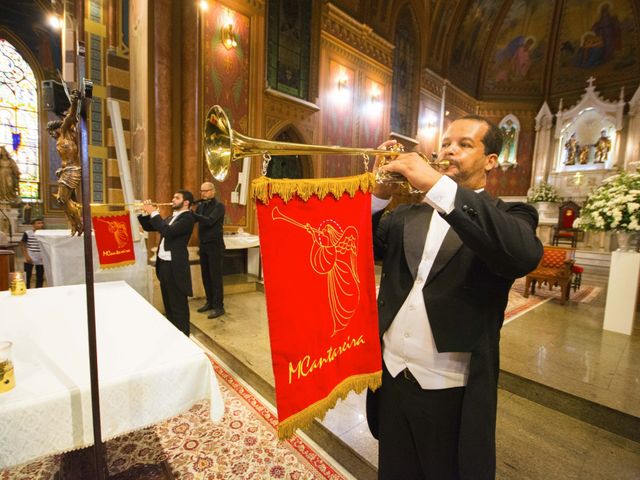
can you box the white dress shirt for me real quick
[373,175,480,389]
[151,209,188,261]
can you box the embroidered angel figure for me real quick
[272,207,360,336]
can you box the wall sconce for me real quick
[221,23,237,49]
[47,13,62,30]
[337,76,348,91]
[370,85,381,104]
[199,0,209,11]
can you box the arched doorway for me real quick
[266,128,312,179]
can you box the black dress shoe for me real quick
[197,303,212,313]
[208,308,225,319]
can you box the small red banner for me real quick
[91,210,136,269]
[253,174,381,439]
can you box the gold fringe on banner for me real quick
[276,370,381,440]
[251,172,376,204]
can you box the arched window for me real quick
[0,38,39,201]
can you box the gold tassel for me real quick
[276,370,381,440]
[251,173,376,205]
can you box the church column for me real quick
[152,0,174,202]
[181,2,199,194]
[624,85,640,172]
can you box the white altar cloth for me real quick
[35,229,149,299]
[0,281,224,469]
[224,233,260,277]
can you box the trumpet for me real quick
[90,202,173,208]
[203,105,449,184]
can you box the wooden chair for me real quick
[524,246,575,304]
[552,201,581,248]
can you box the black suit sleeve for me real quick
[149,213,195,240]
[192,201,225,226]
[137,214,155,232]
[442,188,543,279]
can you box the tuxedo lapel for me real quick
[403,204,432,280]
[426,222,463,286]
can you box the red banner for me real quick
[91,209,136,269]
[253,174,381,439]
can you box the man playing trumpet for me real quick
[367,115,543,479]
[138,190,195,336]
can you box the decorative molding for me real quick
[263,94,318,143]
[421,69,477,115]
[321,2,394,67]
[320,34,392,80]
[264,88,320,112]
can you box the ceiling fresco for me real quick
[552,0,640,94]
[421,0,640,101]
[482,0,554,98]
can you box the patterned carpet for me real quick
[1,355,352,480]
[504,277,602,323]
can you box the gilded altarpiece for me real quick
[202,3,250,226]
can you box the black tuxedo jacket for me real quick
[370,187,543,479]
[138,211,195,297]
[192,198,225,247]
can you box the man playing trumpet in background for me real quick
[138,190,195,336]
[368,115,543,479]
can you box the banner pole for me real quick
[76,44,106,479]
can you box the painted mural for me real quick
[554,0,639,91]
[449,0,501,94]
[484,0,553,96]
[202,3,250,226]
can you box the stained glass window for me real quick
[0,38,40,201]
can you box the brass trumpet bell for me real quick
[203,105,449,183]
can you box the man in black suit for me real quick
[192,181,226,319]
[138,190,195,336]
[368,116,543,479]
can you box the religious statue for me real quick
[594,129,611,163]
[579,145,590,165]
[0,146,21,205]
[46,89,83,236]
[564,133,578,165]
[500,120,517,165]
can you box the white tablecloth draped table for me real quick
[0,281,224,469]
[35,229,150,299]
[223,233,260,277]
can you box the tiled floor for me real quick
[190,274,640,479]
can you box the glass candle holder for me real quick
[9,272,26,296]
[0,341,15,394]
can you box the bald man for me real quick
[193,182,226,318]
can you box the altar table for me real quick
[0,281,224,469]
[35,229,149,298]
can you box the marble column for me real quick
[153,0,174,203]
[181,1,199,194]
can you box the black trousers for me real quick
[24,263,44,288]
[199,244,224,309]
[156,259,190,336]
[377,365,465,480]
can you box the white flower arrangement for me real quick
[574,172,640,232]
[527,182,560,203]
